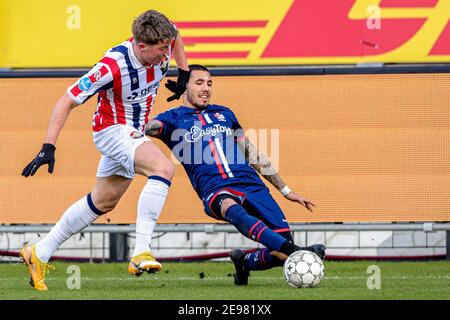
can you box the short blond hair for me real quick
[132,10,177,45]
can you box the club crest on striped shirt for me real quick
[214,113,227,122]
[130,131,144,139]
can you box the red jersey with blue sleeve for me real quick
[67,36,175,133]
[154,104,266,200]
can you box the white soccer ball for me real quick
[283,250,325,288]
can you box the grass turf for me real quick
[0,260,449,300]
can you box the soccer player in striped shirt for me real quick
[146,65,326,286]
[20,10,189,290]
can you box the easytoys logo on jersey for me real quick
[168,125,280,170]
[184,124,233,143]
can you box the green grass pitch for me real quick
[0,260,449,300]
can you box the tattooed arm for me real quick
[237,136,315,212]
[237,136,285,190]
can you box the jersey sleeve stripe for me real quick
[69,85,83,101]
[87,65,109,84]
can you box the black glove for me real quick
[22,143,56,177]
[165,68,190,102]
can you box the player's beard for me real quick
[187,90,209,109]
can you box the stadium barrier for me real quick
[0,222,449,261]
[1,222,450,233]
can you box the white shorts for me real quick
[93,124,150,179]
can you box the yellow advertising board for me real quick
[1,0,450,67]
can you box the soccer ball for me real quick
[283,250,325,288]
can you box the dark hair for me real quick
[189,64,210,73]
[132,10,177,45]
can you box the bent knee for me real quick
[98,200,118,213]
[91,189,123,213]
[151,160,174,180]
[220,198,239,219]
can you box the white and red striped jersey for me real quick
[67,37,174,132]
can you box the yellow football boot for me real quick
[20,245,54,291]
[128,251,162,276]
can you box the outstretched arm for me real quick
[44,92,79,145]
[237,136,316,212]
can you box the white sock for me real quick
[35,194,101,263]
[132,177,170,256]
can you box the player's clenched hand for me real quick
[285,192,316,212]
[165,68,190,102]
[22,143,56,177]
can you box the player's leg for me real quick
[223,186,325,285]
[34,175,131,262]
[253,188,325,257]
[217,196,288,285]
[22,175,131,290]
[203,191,251,285]
[208,192,291,285]
[218,197,291,254]
[237,187,325,272]
[128,140,174,275]
[94,125,173,275]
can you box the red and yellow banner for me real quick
[1,0,449,67]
